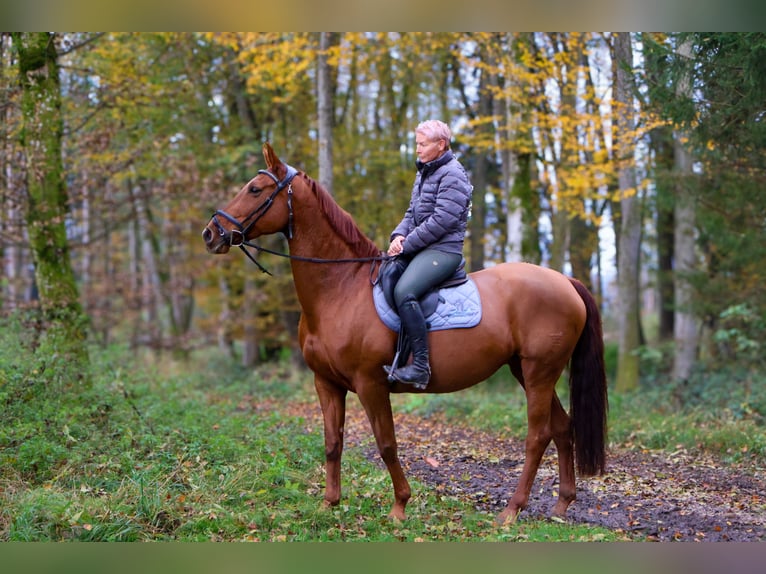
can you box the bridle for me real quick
[210,163,299,274]
[212,163,298,245]
[210,163,389,276]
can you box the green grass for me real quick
[0,337,621,542]
[395,353,766,466]
[3,319,763,542]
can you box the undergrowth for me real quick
[397,344,766,466]
[3,314,762,542]
[0,322,617,542]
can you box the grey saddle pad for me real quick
[372,278,482,332]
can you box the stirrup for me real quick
[384,350,403,383]
[386,365,430,390]
[383,363,397,381]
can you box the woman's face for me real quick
[415,132,446,163]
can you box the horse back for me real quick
[468,262,587,353]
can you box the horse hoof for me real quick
[322,499,339,510]
[551,500,570,518]
[495,508,519,525]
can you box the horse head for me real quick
[202,143,298,254]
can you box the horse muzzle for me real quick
[202,224,232,254]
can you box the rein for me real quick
[212,163,390,276]
[241,239,389,278]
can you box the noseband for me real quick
[212,163,299,248]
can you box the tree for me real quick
[10,31,764,383]
[670,38,698,382]
[674,33,766,375]
[642,33,676,341]
[1,34,31,311]
[613,32,642,392]
[317,32,336,191]
[12,32,89,384]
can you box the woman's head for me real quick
[415,120,451,163]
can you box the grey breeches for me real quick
[393,249,463,309]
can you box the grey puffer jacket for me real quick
[391,150,473,257]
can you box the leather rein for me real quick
[211,164,389,276]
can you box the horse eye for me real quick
[249,186,262,195]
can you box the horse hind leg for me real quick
[496,382,555,525]
[550,392,576,518]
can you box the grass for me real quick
[396,349,766,466]
[0,339,620,542]
[2,323,763,542]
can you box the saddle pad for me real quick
[373,278,482,332]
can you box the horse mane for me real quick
[299,172,382,259]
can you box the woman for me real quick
[385,119,473,388]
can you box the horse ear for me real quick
[262,142,280,171]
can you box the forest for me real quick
[1,32,765,542]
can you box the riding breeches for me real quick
[393,249,463,309]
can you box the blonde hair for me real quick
[415,120,452,147]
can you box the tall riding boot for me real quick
[390,296,431,389]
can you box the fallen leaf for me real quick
[424,456,440,468]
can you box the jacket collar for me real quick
[416,150,454,174]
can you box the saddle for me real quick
[376,257,476,375]
[377,256,468,319]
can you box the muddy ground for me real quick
[283,400,765,542]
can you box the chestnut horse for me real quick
[202,143,607,524]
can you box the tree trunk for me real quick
[569,206,597,292]
[499,108,521,262]
[469,62,492,271]
[217,275,236,358]
[546,33,578,274]
[13,32,89,385]
[513,34,542,265]
[128,180,163,348]
[643,33,676,341]
[1,34,26,311]
[317,32,335,192]
[515,153,541,263]
[242,273,258,367]
[228,56,263,363]
[549,208,569,272]
[613,32,642,393]
[654,125,676,341]
[672,39,699,382]
[498,91,521,263]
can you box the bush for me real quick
[0,315,123,482]
[713,303,766,370]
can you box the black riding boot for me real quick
[389,296,431,389]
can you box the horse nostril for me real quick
[202,227,212,243]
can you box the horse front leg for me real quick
[356,382,411,520]
[314,376,347,509]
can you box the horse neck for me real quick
[286,178,379,311]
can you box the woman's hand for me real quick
[387,235,405,256]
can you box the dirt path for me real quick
[280,400,765,542]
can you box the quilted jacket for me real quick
[391,150,473,257]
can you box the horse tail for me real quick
[568,277,608,476]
